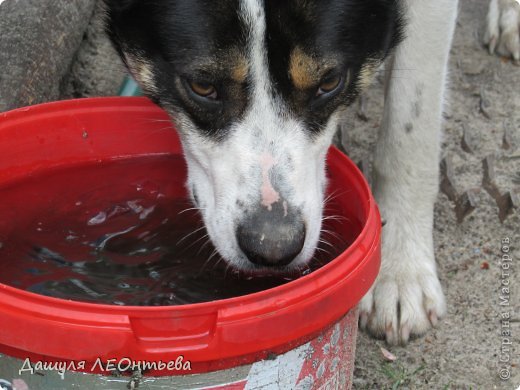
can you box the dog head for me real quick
[105,0,402,272]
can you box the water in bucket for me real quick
[0,155,359,305]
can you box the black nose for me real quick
[236,201,306,267]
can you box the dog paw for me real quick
[359,248,446,345]
[484,0,520,62]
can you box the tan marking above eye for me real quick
[231,58,249,83]
[289,47,341,91]
[289,47,322,89]
[189,81,217,98]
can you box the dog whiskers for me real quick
[175,225,206,245]
[178,206,206,215]
[207,249,220,266]
[317,238,335,250]
[196,237,214,256]
[198,248,220,274]
[321,214,348,223]
[314,246,332,256]
[136,126,176,141]
[322,189,351,207]
[320,228,343,241]
[144,118,173,123]
[224,261,233,278]
[212,257,225,272]
[182,233,210,252]
[322,190,340,206]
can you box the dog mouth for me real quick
[227,261,312,278]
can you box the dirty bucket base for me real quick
[0,309,358,390]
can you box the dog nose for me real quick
[236,202,306,267]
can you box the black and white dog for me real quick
[104,0,459,345]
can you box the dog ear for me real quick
[103,0,139,13]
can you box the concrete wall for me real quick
[0,0,124,112]
[60,1,126,100]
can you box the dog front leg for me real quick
[359,0,458,345]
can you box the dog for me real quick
[104,0,459,345]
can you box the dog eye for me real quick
[316,75,342,97]
[316,76,342,96]
[189,81,218,99]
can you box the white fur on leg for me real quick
[484,0,520,62]
[359,0,458,345]
[359,218,447,344]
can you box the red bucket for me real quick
[0,97,380,389]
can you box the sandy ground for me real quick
[62,0,520,388]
